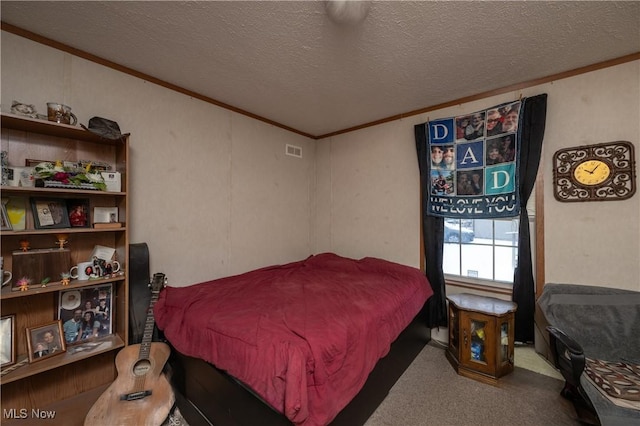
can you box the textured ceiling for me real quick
[1,1,639,138]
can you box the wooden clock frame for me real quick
[553,141,636,202]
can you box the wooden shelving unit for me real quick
[1,113,130,423]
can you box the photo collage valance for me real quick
[422,100,523,219]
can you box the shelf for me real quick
[1,112,129,145]
[0,185,125,197]
[2,227,127,236]
[1,273,126,300]
[1,334,125,384]
[1,383,109,426]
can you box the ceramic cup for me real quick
[47,103,77,125]
[70,261,94,281]
[1,257,11,286]
[2,270,12,286]
[18,167,34,187]
[92,259,121,277]
[105,260,121,274]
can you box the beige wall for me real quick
[2,31,639,292]
[314,120,422,265]
[1,32,315,286]
[317,60,640,292]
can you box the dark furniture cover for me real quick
[538,283,640,426]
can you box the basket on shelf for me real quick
[36,180,101,191]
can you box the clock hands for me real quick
[584,164,600,174]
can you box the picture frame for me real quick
[93,206,118,224]
[1,203,12,231]
[30,198,70,229]
[5,197,26,231]
[26,320,66,363]
[1,315,16,368]
[25,159,50,167]
[66,199,90,228]
[58,284,113,345]
[89,245,116,262]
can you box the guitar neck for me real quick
[138,273,165,360]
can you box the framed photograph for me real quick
[93,206,118,224]
[58,284,113,345]
[89,245,116,262]
[66,199,90,228]
[25,159,51,167]
[25,159,83,169]
[30,198,70,229]
[26,320,66,363]
[1,203,11,231]
[1,315,16,368]
[5,197,26,231]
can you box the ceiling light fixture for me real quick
[325,0,371,25]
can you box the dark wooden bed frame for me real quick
[164,307,430,426]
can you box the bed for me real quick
[154,253,433,425]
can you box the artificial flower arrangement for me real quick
[33,161,107,191]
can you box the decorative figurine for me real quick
[10,100,40,118]
[19,239,30,252]
[40,277,51,288]
[55,234,69,250]
[91,256,105,278]
[17,277,31,291]
[60,272,71,286]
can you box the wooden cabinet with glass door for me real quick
[446,293,517,386]
[0,113,129,424]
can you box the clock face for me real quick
[553,141,637,202]
[573,160,611,186]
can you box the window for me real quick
[443,218,521,284]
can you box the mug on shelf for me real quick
[47,102,77,125]
[104,260,121,275]
[93,260,121,276]
[1,270,11,287]
[17,167,34,187]
[70,261,93,281]
[1,257,12,286]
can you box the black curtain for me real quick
[512,94,548,343]
[414,95,548,332]
[415,124,448,328]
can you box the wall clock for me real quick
[553,141,636,202]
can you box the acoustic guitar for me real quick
[85,273,175,426]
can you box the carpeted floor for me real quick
[364,343,579,426]
[514,344,563,380]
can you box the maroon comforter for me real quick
[154,253,432,425]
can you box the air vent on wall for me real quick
[286,144,302,158]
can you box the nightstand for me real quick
[445,293,517,385]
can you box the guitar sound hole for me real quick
[133,359,151,376]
